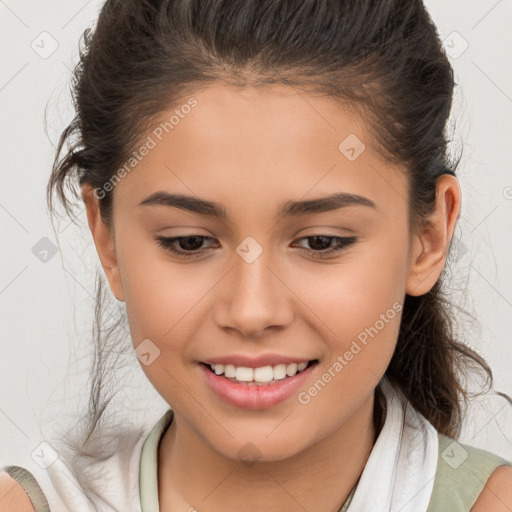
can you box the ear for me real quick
[406,174,461,296]
[81,184,125,302]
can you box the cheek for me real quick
[118,249,217,406]
[288,250,405,434]
[117,237,214,351]
[289,238,406,378]
[294,244,405,335]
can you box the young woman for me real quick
[2,0,512,510]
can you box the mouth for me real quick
[199,359,319,409]
[200,360,319,385]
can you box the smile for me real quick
[199,360,319,409]
[203,361,313,384]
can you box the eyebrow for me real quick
[138,191,377,218]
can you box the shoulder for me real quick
[471,465,512,511]
[427,434,512,512]
[0,471,35,512]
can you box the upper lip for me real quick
[202,354,315,368]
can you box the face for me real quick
[83,83,452,462]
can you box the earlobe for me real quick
[405,175,461,297]
[81,185,125,302]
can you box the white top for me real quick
[346,377,438,511]
[2,376,441,511]
[2,423,150,511]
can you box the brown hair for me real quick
[46,0,510,493]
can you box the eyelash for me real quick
[154,234,357,260]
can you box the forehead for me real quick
[113,83,409,220]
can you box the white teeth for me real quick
[224,364,236,378]
[235,367,253,382]
[273,364,287,380]
[207,361,312,383]
[286,363,298,376]
[253,366,274,383]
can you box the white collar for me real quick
[346,377,438,511]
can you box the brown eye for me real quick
[155,235,217,259]
[292,235,357,259]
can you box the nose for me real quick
[213,244,293,339]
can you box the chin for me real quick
[213,435,308,465]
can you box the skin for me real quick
[81,83,461,512]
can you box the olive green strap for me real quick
[426,433,512,511]
[3,465,51,512]
[338,484,356,511]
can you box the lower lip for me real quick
[199,362,317,409]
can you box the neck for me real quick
[158,388,385,512]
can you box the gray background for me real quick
[1,0,511,468]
